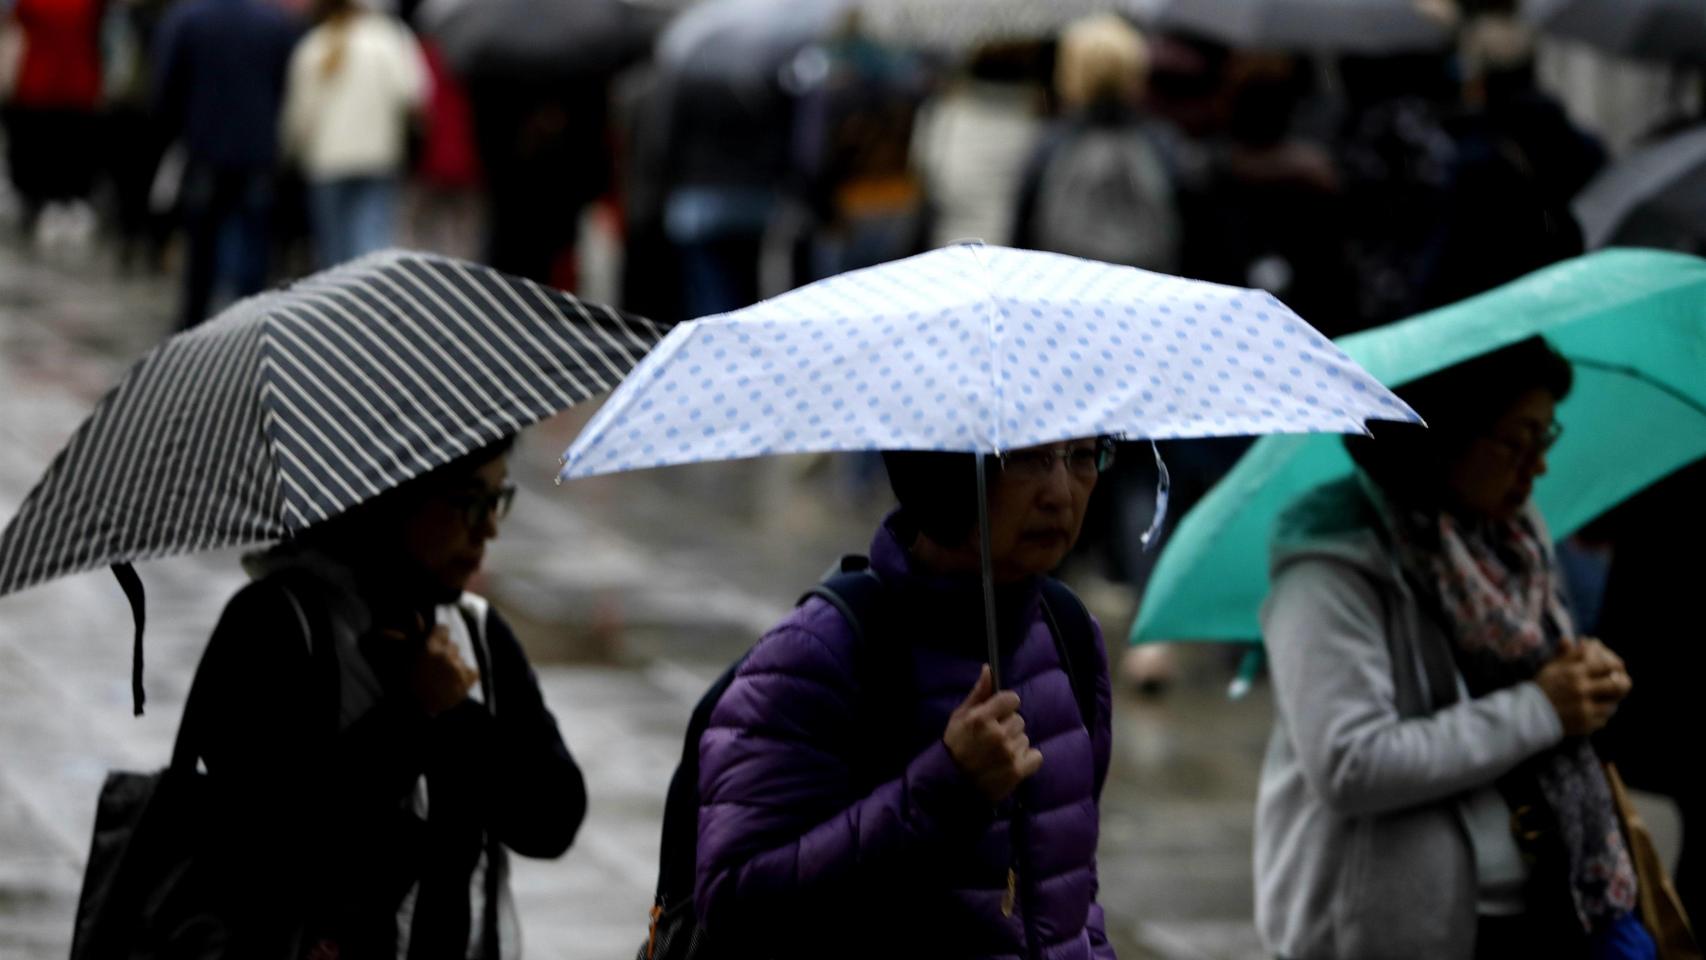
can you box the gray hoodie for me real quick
[1254,477,1565,959]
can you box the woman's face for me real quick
[1444,388,1559,522]
[979,439,1102,581]
[396,455,512,602]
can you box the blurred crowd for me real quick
[2,0,1703,603]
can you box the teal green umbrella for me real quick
[1129,248,1706,655]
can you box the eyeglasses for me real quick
[998,438,1116,482]
[1483,421,1563,466]
[447,481,517,528]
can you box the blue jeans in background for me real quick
[308,176,399,269]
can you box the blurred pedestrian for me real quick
[787,20,931,283]
[694,441,1119,958]
[101,0,177,273]
[407,38,483,261]
[192,436,587,958]
[1013,14,1180,274]
[153,0,301,327]
[912,40,1048,248]
[0,0,104,240]
[281,0,426,267]
[1459,15,1605,209]
[654,67,787,317]
[1256,338,1654,960]
[466,74,610,287]
[1182,52,1352,334]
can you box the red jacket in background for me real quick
[8,0,103,109]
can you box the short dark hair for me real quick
[1346,337,1572,504]
[881,449,994,547]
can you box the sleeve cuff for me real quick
[1514,680,1566,747]
[903,740,997,842]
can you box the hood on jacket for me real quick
[1270,474,1404,588]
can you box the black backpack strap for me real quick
[170,575,339,775]
[800,557,916,783]
[1038,578,1098,732]
[654,652,750,906]
[799,568,884,648]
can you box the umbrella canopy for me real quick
[0,249,665,602]
[1524,0,1706,63]
[559,244,1416,477]
[1129,248,1706,646]
[1576,124,1706,253]
[1129,0,1455,54]
[417,0,661,82]
[656,0,852,87]
[857,0,1124,54]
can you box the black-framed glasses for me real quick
[998,438,1117,482]
[1484,421,1564,466]
[447,481,517,528]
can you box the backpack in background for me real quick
[1034,124,1180,273]
[636,557,1098,960]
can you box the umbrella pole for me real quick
[975,454,1001,690]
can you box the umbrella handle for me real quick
[1139,441,1171,552]
[976,454,1001,691]
[1229,646,1265,700]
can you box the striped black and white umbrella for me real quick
[0,250,665,709]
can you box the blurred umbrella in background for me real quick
[1576,123,1706,254]
[418,0,664,83]
[657,0,853,89]
[1130,0,1456,53]
[1524,0,1706,64]
[856,0,1125,55]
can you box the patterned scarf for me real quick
[1375,488,1638,932]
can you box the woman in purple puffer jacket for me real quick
[696,441,1119,960]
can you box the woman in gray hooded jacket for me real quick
[1255,338,1653,960]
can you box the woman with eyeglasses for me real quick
[187,435,586,959]
[1255,337,1654,960]
[692,438,1121,959]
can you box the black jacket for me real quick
[193,570,586,959]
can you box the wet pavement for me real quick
[0,231,1277,960]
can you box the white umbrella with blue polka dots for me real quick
[558,243,1419,681]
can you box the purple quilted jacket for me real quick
[696,513,1117,960]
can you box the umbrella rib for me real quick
[496,275,628,388]
[362,273,522,437]
[964,243,1008,453]
[193,322,279,551]
[604,300,666,354]
[561,326,693,477]
[441,259,603,405]
[270,300,461,483]
[382,260,564,422]
[259,335,395,503]
[564,292,646,374]
[127,321,228,563]
[169,319,258,552]
[256,357,374,527]
[266,314,440,480]
[63,339,191,576]
[311,286,500,453]
[1567,357,1706,421]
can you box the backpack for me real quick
[69,578,338,960]
[636,556,1099,960]
[1033,124,1181,273]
